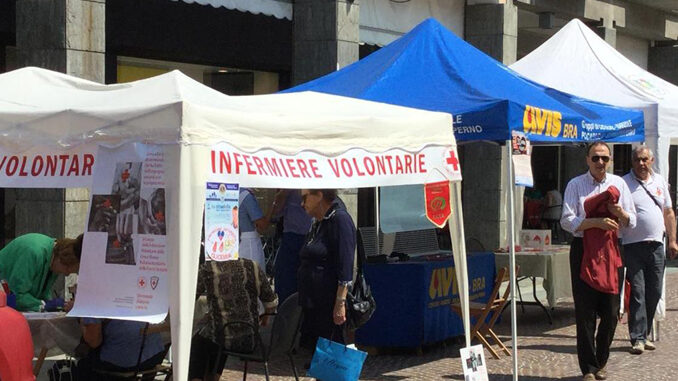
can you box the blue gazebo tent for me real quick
[287,18,644,143]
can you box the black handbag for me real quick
[346,231,376,330]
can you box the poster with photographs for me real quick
[204,182,239,261]
[69,144,168,323]
[459,345,489,381]
[511,130,534,187]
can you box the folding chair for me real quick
[451,266,517,359]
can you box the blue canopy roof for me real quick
[285,18,644,143]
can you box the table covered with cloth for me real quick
[494,245,572,307]
[355,251,495,348]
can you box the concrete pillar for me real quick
[13,0,104,239]
[594,26,616,47]
[465,0,518,65]
[648,44,678,85]
[292,0,360,86]
[463,1,517,250]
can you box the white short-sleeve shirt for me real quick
[622,172,672,245]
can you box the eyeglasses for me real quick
[590,155,610,163]
[633,157,650,163]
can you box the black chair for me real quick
[216,292,303,381]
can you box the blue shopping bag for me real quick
[307,337,367,381]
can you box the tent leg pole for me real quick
[506,141,519,381]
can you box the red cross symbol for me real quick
[446,150,459,171]
[138,277,146,288]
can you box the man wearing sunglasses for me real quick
[561,141,636,381]
[621,146,677,356]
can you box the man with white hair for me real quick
[622,146,678,355]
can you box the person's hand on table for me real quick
[44,297,65,312]
[63,299,74,312]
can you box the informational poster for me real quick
[459,344,489,381]
[69,144,168,323]
[204,182,239,261]
[511,131,534,187]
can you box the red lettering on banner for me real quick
[83,154,94,176]
[309,159,322,178]
[59,155,69,175]
[351,158,366,176]
[384,156,394,173]
[232,153,243,174]
[66,155,79,176]
[18,156,28,176]
[243,154,256,175]
[286,159,299,178]
[279,158,289,177]
[404,155,412,174]
[395,156,404,174]
[375,157,386,175]
[46,155,58,176]
[340,159,353,177]
[418,153,426,173]
[328,159,341,177]
[297,159,311,178]
[252,156,268,176]
[211,150,216,173]
[218,151,232,174]
[6,156,18,176]
[264,158,281,177]
[31,156,44,176]
[364,157,375,175]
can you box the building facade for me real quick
[1,0,677,250]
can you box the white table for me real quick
[494,245,572,322]
[23,312,80,375]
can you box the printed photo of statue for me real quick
[105,234,135,266]
[87,195,120,234]
[139,188,166,235]
[112,162,141,213]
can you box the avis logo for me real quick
[523,105,562,137]
[429,267,458,299]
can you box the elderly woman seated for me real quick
[189,258,278,381]
[75,317,167,380]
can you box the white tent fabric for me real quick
[0,67,469,380]
[510,18,678,178]
[170,0,292,20]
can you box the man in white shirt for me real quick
[622,146,678,355]
[561,141,636,381]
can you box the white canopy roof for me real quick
[0,67,470,381]
[0,67,454,156]
[511,18,678,176]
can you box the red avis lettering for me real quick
[0,154,94,177]
[211,150,427,178]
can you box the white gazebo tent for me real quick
[511,18,678,178]
[0,67,470,380]
[510,18,678,323]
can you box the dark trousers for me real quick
[624,241,665,344]
[274,232,306,304]
[188,334,227,380]
[76,348,166,380]
[570,238,621,375]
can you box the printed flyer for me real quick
[459,344,489,381]
[204,182,239,261]
[511,131,534,187]
[69,144,168,323]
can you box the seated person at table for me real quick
[76,318,166,379]
[0,233,83,312]
[189,258,278,381]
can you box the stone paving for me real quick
[220,270,678,381]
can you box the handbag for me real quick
[307,337,367,381]
[48,359,78,381]
[346,231,376,330]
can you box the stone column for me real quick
[13,0,104,239]
[463,1,518,250]
[292,0,359,86]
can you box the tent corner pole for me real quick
[447,180,471,348]
[506,141,519,381]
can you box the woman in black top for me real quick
[298,189,355,347]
